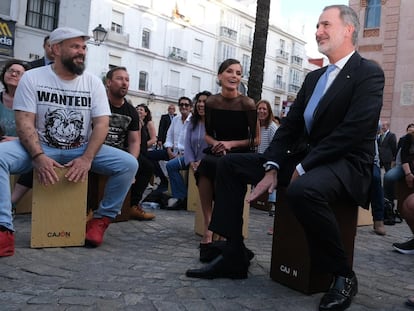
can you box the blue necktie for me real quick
[304,64,336,132]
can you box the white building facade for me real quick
[0,0,309,125]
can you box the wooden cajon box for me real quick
[87,172,131,222]
[357,206,373,226]
[31,168,87,248]
[250,190,272,212]
[270,188,357,294]
[187,170,198,212]
[194,185,251,239]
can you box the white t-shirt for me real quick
[13,65,110,149]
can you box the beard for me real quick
[61,55,86,75]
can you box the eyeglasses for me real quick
[6,68,24,77]
[179,103,191,107]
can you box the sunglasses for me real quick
[179,103,191,107]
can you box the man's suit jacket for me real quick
[378,131,397,163]
[28,57,46,69]
[158,113,175,145]
[263,52,385,206]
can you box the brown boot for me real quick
[373,220,386,236]
[130,205,155,221]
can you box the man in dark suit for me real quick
[28,35,54,69]
[157,104,176,148]
[378,120,397,171]
[185,5,384,311]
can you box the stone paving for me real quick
[1,206,414,311]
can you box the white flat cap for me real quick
[49,27,90,45]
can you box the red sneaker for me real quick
[0,229,15,257]
[85,217,111,247]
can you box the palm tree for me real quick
[247,0,270,103]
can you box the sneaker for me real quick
[393,238,414,254]
[130,205,155,221]
[85,217,111,247]
[0,227,15,257]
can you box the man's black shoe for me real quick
[199,241,255,263]
[186,255,248,279]
[319,272,358,311]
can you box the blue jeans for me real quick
[166,156,188,199]
[0,140,138,231]
[370,165,384,221]
[383,165,404,201]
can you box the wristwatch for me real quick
[264,164,277,172]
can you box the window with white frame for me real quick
[0,1,11,16]
[111,10,124,34]
[191,76,201,95]
[139,71,148,91]
[109,55,122,70]
[193,39,203,57]
[218,42,236,64]
[142,28,150,49]
[241,54,250,78]
[365,0,381,28]
[26,0,59,31]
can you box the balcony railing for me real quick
[276,49,289,62]
[291,55,303,67]
[164,85,185,99]
[288,83,301,93]
[220,26,237,41]
[168,47,188,62]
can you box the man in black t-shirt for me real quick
[105,67,155,220]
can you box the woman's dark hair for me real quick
[1,59,31,93]
[136,103,152,123]
[217,58,241,74]
[191,90,211,127]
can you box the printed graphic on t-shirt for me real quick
[44,108,84,149]
[105,113,132,150]
[36,85,93,149]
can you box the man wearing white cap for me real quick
[0,27,138,256]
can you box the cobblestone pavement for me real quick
[1,207,413,311]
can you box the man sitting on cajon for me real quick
[0,27,138,256]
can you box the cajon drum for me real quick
[87,172,131,222]
[194,185,251,239]
[187,170,198,212]
[270,188,358,294]
[357,206,373,226]
[31,168,87,248]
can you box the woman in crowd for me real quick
[0,59,30,140]
[184,90,211,238]
[0,60,31,213]
[196,58,259,262]
[128,104,157,221]
[255,99,279,234]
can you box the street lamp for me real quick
[92,24,108,46]
[147,92,156,105]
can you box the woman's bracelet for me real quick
[405,172,412,177]
[31,152,44,160]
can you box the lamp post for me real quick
[92,24,108,46]
[147,92,156,105]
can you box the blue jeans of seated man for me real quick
[0,140,138,231]
[371,165,385,221]
[166,156,188,200]
[383,165,404,202]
